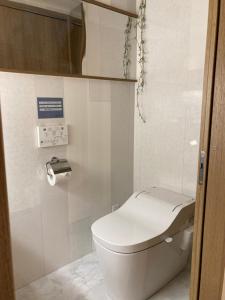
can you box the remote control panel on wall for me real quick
[37,125,68,148]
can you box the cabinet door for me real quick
[71,22,84,75]
[0,6,70,74]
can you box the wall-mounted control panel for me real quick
[37,125,68,148]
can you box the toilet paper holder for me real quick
[46,157,72,178]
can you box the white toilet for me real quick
[91,187,195,300]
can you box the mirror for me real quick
[83,2,137,79]
[0,0,137,80]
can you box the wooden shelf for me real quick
[0,68,137,83]
[82,0,138,18]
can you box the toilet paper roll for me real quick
[47,168,71,186]
[180,226,194,251]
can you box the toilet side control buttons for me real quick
[165,237,173,243]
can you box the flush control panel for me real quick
[37,125,68,148]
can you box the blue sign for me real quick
[37,98,64,119]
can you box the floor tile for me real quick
[16,253,190,300]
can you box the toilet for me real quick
[91,187,195,300]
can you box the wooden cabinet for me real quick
[0,2,83,75]
[0,0,137,82]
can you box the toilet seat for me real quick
[92,187,195,254]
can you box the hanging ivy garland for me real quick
[123,0,146,122]
[136,0,147,123]
[123,17,133,79]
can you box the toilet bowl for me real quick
[91,187,195,300]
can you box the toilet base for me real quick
[94,230,192,300]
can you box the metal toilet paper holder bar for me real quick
[46,157,72,178]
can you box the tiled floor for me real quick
[16,253,190,300]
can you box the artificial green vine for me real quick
[123,0,146,122]
[123,17,133,79]
[136,0,146,123]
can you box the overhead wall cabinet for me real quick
[0,1,83,75]
[0,0,137,82]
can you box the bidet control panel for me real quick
[37,125,68,148]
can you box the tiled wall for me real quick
[134,0,209,197]
[0,73,134,289]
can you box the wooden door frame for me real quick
[198,0,225,297]
[190,0,225,299]
[190,0,220,298]
[0,103,15,300]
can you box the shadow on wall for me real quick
[10,206,93,290]
[11,227,44,289]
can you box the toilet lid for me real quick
[91,188,194,254]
